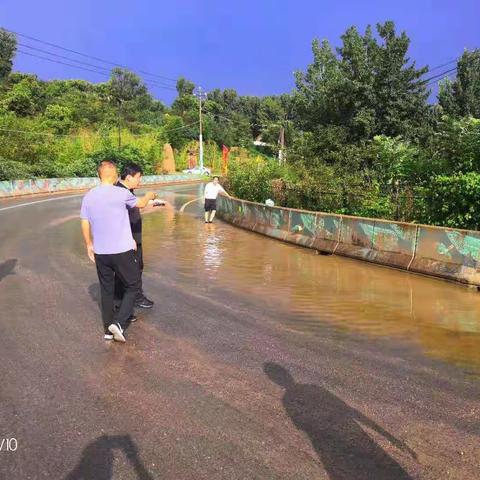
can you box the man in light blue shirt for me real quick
[80,160,156,342]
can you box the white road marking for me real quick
[0,194,83,213]
[0,183,202,213]
[180,197,203,213]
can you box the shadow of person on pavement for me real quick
[0,258,17,282]
[264,362,416,480]
[65,435,154,480]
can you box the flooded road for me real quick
[1,183,480,479]
[147,184,480,375]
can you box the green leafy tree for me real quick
[43,104,74,134]
[107,68,148,136]
[294,21,430,141]
[1,76,42,116]
[438,49,480,118]
[424,173,480,229]
[161,114,193,150]
[108,68,147,105]
[428,116,480,174]
[0,29,16,83]
[0,157,32,180]
[42,79,108,126]
[176,77,195,97]
[171,77,197,124]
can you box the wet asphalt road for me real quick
[1,184,480,480]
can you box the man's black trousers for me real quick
[95,249,141,332]
[114,243,144,302]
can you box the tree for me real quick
[1,76,42,116]
[294,21,430,141]
[438,49,480,118]
[107,68,148,145]
[43,104,74,134]
[161,114,193,150]
[367,21,430,139]
[171,77,197,121]
[0,29,16,83]
[428,116,480,174]
[108,68,147,104]
[294,38,344,132]
[176,77,195,97]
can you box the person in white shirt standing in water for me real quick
[204,176,230,223]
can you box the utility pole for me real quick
[278,125,285,165]
[116,99,124,149]
[194,86,207,172]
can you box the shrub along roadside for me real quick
[225,124,480,230]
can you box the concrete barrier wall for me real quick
[0,174,203,198]
[336,216,375,260]
[217,195,480,287]
[313,213,342,253]
[410,226,480,284]
[370,220,418,270]
[268,205,290,241]
[283,210,316,248]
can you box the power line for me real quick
[19,43,111,74]
[17,49,113,79]
[427,59,458,74]
[5,28,179,84]
[16,49,178,92]
[16,49,177,92]
[212,112,262,128]
[0,120,201,139]
[17,44,177,89]
[130,120,200,136]
[0,126,65,137]
[426,73,457,88]
[427,72,455,86]
[424,67,458,88]
[423,66,458,84]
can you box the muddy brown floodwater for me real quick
[147,184,480,376]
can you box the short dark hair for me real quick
[213,176,220,180]
[97,159,117,174]
[121,162,143,180]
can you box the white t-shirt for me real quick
[204,182,226,200]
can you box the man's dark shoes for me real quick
[135,296,154,309]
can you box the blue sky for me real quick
[1,0,479,104]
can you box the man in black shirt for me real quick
[114,163,155,309]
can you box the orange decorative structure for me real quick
[162,143,176,173]
[221,145,230,176]
[187,148,197,169]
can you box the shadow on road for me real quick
[264,362,416,480]
[65,435,154,480]
[0,258,17,282]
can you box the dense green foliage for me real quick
[439,50,480,118]
[294,22,430,141]
[225,23,480,229]
[0,29,16,83]
[0,28,291,180]
[227,117,480,228]
[1,24,480,229]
